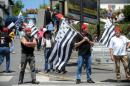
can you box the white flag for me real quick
[7,22,15,29]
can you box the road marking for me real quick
[0,76,13,82]
[36,75,50,82]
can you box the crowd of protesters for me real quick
[0,6,130,85]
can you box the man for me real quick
[18,28,39,84]
[75,23,95,84]
[44,7,52,26]
[0,27,12,73]
[109,26,130,81]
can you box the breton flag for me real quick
[7,12,24,29]
[49,20,77,70]
[26,20,38,36]
[99,19,115,47]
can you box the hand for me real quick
[111,55,115,61]
[83,37,89,42]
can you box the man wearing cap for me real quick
[18,28,39,84]
[75,23,95,84]
[109,26,130,81]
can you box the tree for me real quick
[39,4,49,9]
[12,0,24,16]
[123,5,130,22]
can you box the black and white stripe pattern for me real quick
[30,26,38,37]
[7,12,24,29]
[49,20,77,70]
[99,19,115,47]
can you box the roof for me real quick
[100,0,130,4]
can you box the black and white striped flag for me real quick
[7,12,24,29]
[26,21,38,36]
[99,19,115,47]
[49,20,77,70]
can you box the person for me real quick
[44,7,52,26]
[127,43,130,73]
[0,27,12,73]
[75,23,95,84]
[37,27,44,51]
[9,28,16,54]
[117,12,125,23]
[18,28,39,84]
[109,26,130,81]
[42,30,54,73]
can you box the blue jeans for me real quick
[76,53,92,80]
[44,48,53,71]
[0,47,10,71]
[10,41,14,53]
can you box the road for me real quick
[0,38,130,86]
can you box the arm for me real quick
[74,37,90,48]
[41,37,46,47]
[74,39,85,48]
[21,37,37,47]
[109,48,115,61]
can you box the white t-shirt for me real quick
[109,35,130,56]
[41,38,52,48]
[45,39,52,48]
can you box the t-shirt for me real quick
[109,35,130,56]
[21,36,34,54]
[76,33,93,56]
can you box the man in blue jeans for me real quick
[74,23,95,84]
[0,27,12,73]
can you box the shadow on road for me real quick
[100,79,130,83]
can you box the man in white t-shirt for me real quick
[109,26,130,81]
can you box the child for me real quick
[42,31,54,73]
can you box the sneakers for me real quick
[60,70,67,74]
[87,79,95,83]
[44,70,50,73]
[12,51,16,54]
[32,80,40,84]
[76,79,81,84]
[5,70,11,73]
[18,80,23,84]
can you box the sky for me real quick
[21,0,49,11]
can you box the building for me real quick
[100,0,130,10]
[0,0,14,20]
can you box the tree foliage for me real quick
[12,0,24,16]
[123,5,130,22]
[39,4,49,9]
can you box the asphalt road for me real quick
[0,38,130,86]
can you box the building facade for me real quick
[0,0,14,19]
[100,0,130,10]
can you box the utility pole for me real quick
[97,0,100,41]
[80,0,83,33]
[50,0,52,10]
